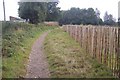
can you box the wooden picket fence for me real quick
[63,25,120,78]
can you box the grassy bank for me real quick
[44,28,114,78]
[2,22,56,78]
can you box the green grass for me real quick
[44,28,114,78]
[2,22,57,78]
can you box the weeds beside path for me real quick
[2,22,56,78]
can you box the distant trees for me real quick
[18,2,47,24]
[95,8,100,19]
[58,8,118,26]
[118,18,120,26]
[45,2,61,21]
[103,11,116,26]
[95,8,104,25]
[59,7,103,25]
[18,2,60,24]
[18,2,118,26]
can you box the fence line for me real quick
[63,25,120,78]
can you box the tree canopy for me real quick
[118,18,120,26]
[45,2,60,21]
[103,11,116,26]
[18,2,60,24]
[59,8,103,25]
[18,2,47,24]
[18,2,118,26]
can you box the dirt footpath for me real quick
[25,32,50,78]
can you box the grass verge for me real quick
[44,28,114,78]
[2,22,56,78]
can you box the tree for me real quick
[18,2,47,24]
[103,11,116,25]
[59,8,82,25]
[95,8,100,19]
[118,18,120,26]
[84,8,99,25]
[45,2,61,21]
[59,7,103,25]
[95,8,103,25]
[18,2,60,24]
[104,11,109,22]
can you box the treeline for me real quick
[18,2,120,26]
[59,8,102,25]
[59,8,119,26]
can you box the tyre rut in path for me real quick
[25,32,50,78]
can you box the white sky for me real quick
[0,0,119,21]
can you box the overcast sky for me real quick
[0,0,119,21]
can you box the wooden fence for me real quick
[63,25,120,78]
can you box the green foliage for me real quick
[2,22,56,78]
[45,2,61,21]
[59,8,103,25]
[18,2,47,24]
[117,18,120,27]
[18,2,60,24]
[103,11,116,26]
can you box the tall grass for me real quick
[44,28,114,78]
[2,22,56,78]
